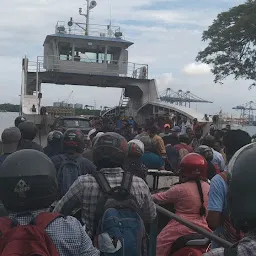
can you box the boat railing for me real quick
[55,21,124,39]
[27,55,148,79]
[156,205,233,248]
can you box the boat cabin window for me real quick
[58,42,72,61]
[74,46,114,63]
[57,41,122,63]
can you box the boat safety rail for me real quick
[27,55,148,79]
[55,21,123,39]
[156,205,233,248]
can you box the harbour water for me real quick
[1,112,256,137]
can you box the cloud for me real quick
[182,63,211,76]
[0,0,253,115]
[155,73,175,91]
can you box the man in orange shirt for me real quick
[147,126,166,158]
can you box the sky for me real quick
[0,0,253,116]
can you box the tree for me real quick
[196,0,256,87]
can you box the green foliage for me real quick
[0,104,20,112]
[74,108,100,116]
[196,0,256,87]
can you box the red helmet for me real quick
[180,153,208,180]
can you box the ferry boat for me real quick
[20,0,211,146]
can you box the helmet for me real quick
[47,131,63,146]
[18,121,37,141]
[93,132,128,168]
[63,129,85,153]
[14,116,26,128]
[180,153,208,180]
[0,149,57,212]
[127,139,144,157]
[228,143,256,232]
[195,145,214,162]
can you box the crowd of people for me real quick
[0,115,255,255]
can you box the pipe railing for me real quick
[27,55,148,79]
[156,205,233,248]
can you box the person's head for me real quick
[63,129,85,154]
[93,132,128,169]
[122,120,129,129]
[213,140,222,152]
[147,126,157,138]
[194,127,203,139]
[195,145,214,163]
[47,130,63,147]
[18,121,37,141]
[164,124,171,134]
[209,125,215,136]
[180,153,208,181]
[227,143,256,233]
[180,153,208,216]
[171,126,181,137]
[127,139,144,158]
[214,129,224,142]
[14,116,26,128]
[1,127,21,154]
[179,134,189,145]
[137,127,144,134]
[92,118,102,131]
[139,135,155,152]
[193,118,198,125]
[223,129,251,162]
[0,149,57,212]
[201,135,215,148]
[225,124,231,130]
[186,127,193,136]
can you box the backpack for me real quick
[178,148,189,160]
[92,171,147,256]
[0,212,60,256]
[224,247,238,256]
[57,155,82,198]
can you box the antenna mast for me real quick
[79,0,97,35]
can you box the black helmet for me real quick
[0,149,57,212]
[18,121,37,141]
[14,116,26,128]
[47,131,63,146]
[195,145,214,162]
[93,132,128,168]
[63,128,85,153]
[228,143,256,232]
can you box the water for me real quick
[0,112,19,135]
[1,112,256,137]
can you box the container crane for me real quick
[232,101,256,124]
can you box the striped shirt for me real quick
[54,168,157,238]
[7,209,99,256]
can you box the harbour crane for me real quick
[232,101,256,124]
[159,88,212,108]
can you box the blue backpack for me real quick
[92,171,147,256]
[57,156,82,197]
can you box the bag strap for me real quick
[121,171,133,193]
[219,171,229,183]
[92,171,112,194]
[32,212,61,231]
[224,247,238,256]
